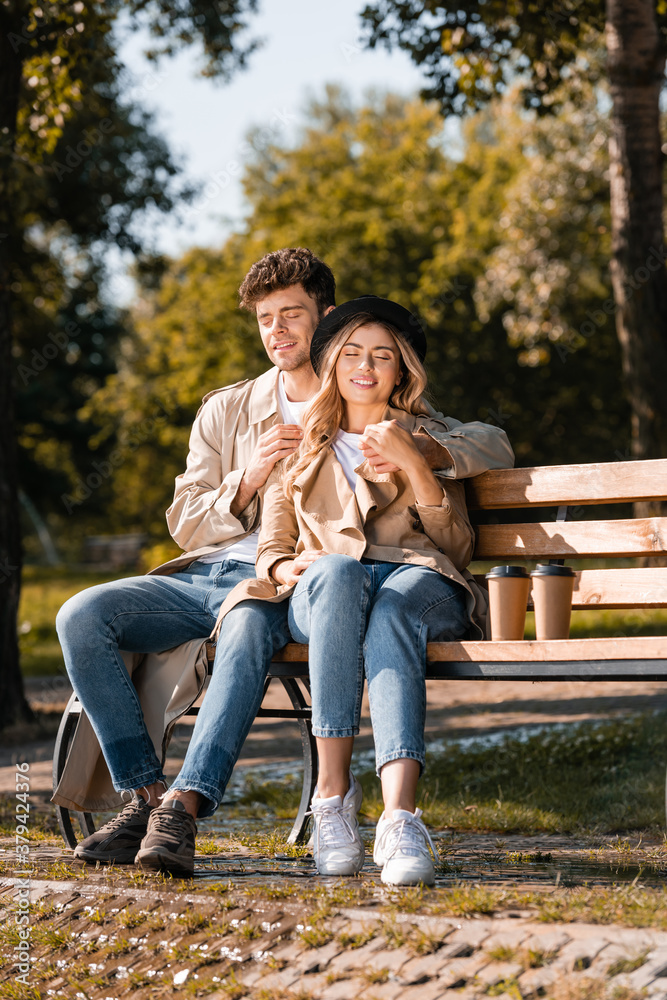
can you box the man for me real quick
[55,247,514,877]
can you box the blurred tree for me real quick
[0,0,261,728]
[360,0,667,463]
[82,236,266,538]
[88,87,628,537]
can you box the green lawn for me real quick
[18,567,123,676]
[241,711,667,836]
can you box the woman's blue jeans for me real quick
[288,554,471,774]
[56,560,291,817]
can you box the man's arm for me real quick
[166,397,256,552]
[361,410,514,478]
[413,410,515,478]
[166,393,303,553]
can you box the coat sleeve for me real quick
[414,478,475,572]
[166,394,259,552]
[255,469,301,582]
[418,404,515,479]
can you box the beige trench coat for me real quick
[53,368,513,811]
[216,408,488,639]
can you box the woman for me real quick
[222,296,485,885]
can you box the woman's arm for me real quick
[255,471,326,587]
[255,472,300,583]
[361,419,475,570]
[415,479,476,571]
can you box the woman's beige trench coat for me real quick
[215,408,489,641]
[53,369,513,812]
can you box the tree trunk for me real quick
[606,0,667,465]
[0,7,34,728]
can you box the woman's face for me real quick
[335,322,402,409]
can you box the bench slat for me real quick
[426,636,667,661]
[466,459,667,509]
[572,568,667,609]
[470,567,667,609]
[268,635,667,664]
[474,517,667,559]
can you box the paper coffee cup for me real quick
[530,564,575,640]
[485,566,530,640]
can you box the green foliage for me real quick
[7,1,195,544]
[5,1,261,553]
[123,0,261,79]
[84,84,630,539]
[359,1,667,117]
[18,567,122,674]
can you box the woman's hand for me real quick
[360,420,423,474]
[272,548,326,587]
[360,420,445,506]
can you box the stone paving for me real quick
[4,677,667,996]
[2,875,667,999]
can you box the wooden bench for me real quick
[54,458,667,849]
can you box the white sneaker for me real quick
[373,808,437,886]
[310,772,365,876]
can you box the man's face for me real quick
[256,284,323,372]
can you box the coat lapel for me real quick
[295,448,365,539]
[295,444,401,532]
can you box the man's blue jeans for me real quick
[288,554,471,774]
[56,560,291,818]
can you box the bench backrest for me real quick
[464,458,667,611]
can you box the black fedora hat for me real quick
[310,295,427,376]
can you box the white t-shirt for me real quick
[332,429,365,492]
[198,374,308,564]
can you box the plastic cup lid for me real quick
[530,563,575,577]
[485,565,529,579]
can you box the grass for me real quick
[357,710,667,834]
[524,607,667,640]
[226,710,667,837]
[0,796,61,840]
[18,566,122,676]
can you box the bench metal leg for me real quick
[276,676,318,845]
[52,693,96,848]
[53,677,318,850]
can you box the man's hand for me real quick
[231,424,302,517]
[244,424,303,492]
[272,548,326,587]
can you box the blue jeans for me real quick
[288,554,471,773]
[56,560,291,817]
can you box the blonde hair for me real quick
[283,313,429,496]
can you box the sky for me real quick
[115,0,429,270]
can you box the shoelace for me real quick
[148,808,192,837]
[100,797,148,832]
[376,815,438,861]
[307,804,357,847]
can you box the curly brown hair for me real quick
[238,247,336,317]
